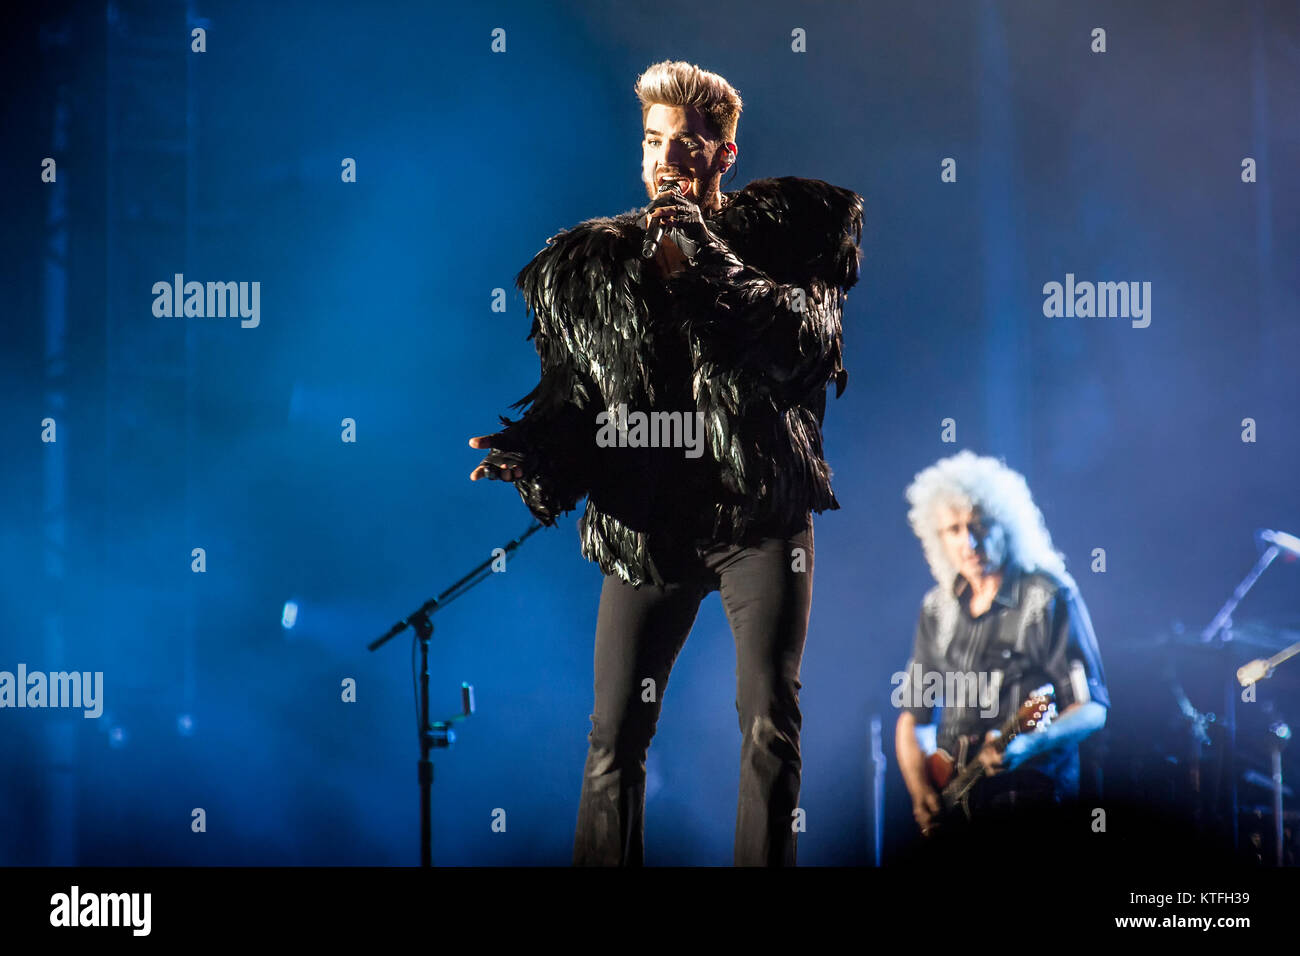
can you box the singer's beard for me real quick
[643,169,722,207]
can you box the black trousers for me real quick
[572,513,814,866]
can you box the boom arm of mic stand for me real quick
[1200,544,1281,644]
[368,521,545,652]
[1198,541,1284,857]
[366,520,545,865]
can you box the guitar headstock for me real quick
[1015,684,1057,734]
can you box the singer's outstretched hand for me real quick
[468,435,525,482]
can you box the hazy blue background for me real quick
[2,0,1297,865]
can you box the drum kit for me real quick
[1131,529,1299,866]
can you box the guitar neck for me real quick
[940,707,1022,809]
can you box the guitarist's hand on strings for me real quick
[977,729,1032,775]
[976,730,1004,775]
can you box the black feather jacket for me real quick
[479,176,864,587]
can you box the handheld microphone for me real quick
[641,179,682,259]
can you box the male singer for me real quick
[468,60,863,865]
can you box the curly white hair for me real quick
[904,450,1068,589]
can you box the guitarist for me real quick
[893,451,1109,838]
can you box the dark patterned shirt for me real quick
[900,564,1109,798]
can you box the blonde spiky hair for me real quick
[905,450,1069,589]
[634,60,742,143]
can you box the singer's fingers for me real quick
[470,433,513,451]
[648,205,688,223]
[649,200,690,214]
[647,191,692,211]
[470,463,521,482]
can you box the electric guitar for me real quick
[923,684,1057,823]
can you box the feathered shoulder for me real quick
[513,214,646,364]
[711,176,863,291]
[514,175,863,347]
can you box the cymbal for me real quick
[1242,770,1295,797]
[1240,805,1300,821]
[1125,620,1300,653]
[1225,621,1300,652]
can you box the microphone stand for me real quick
[1239,649,1298,865]
[868,715,885,866]
[368,521,545,865]
[1199,534,1290,856]
[1170,680,1214,830]
[1267,724,1290,866]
